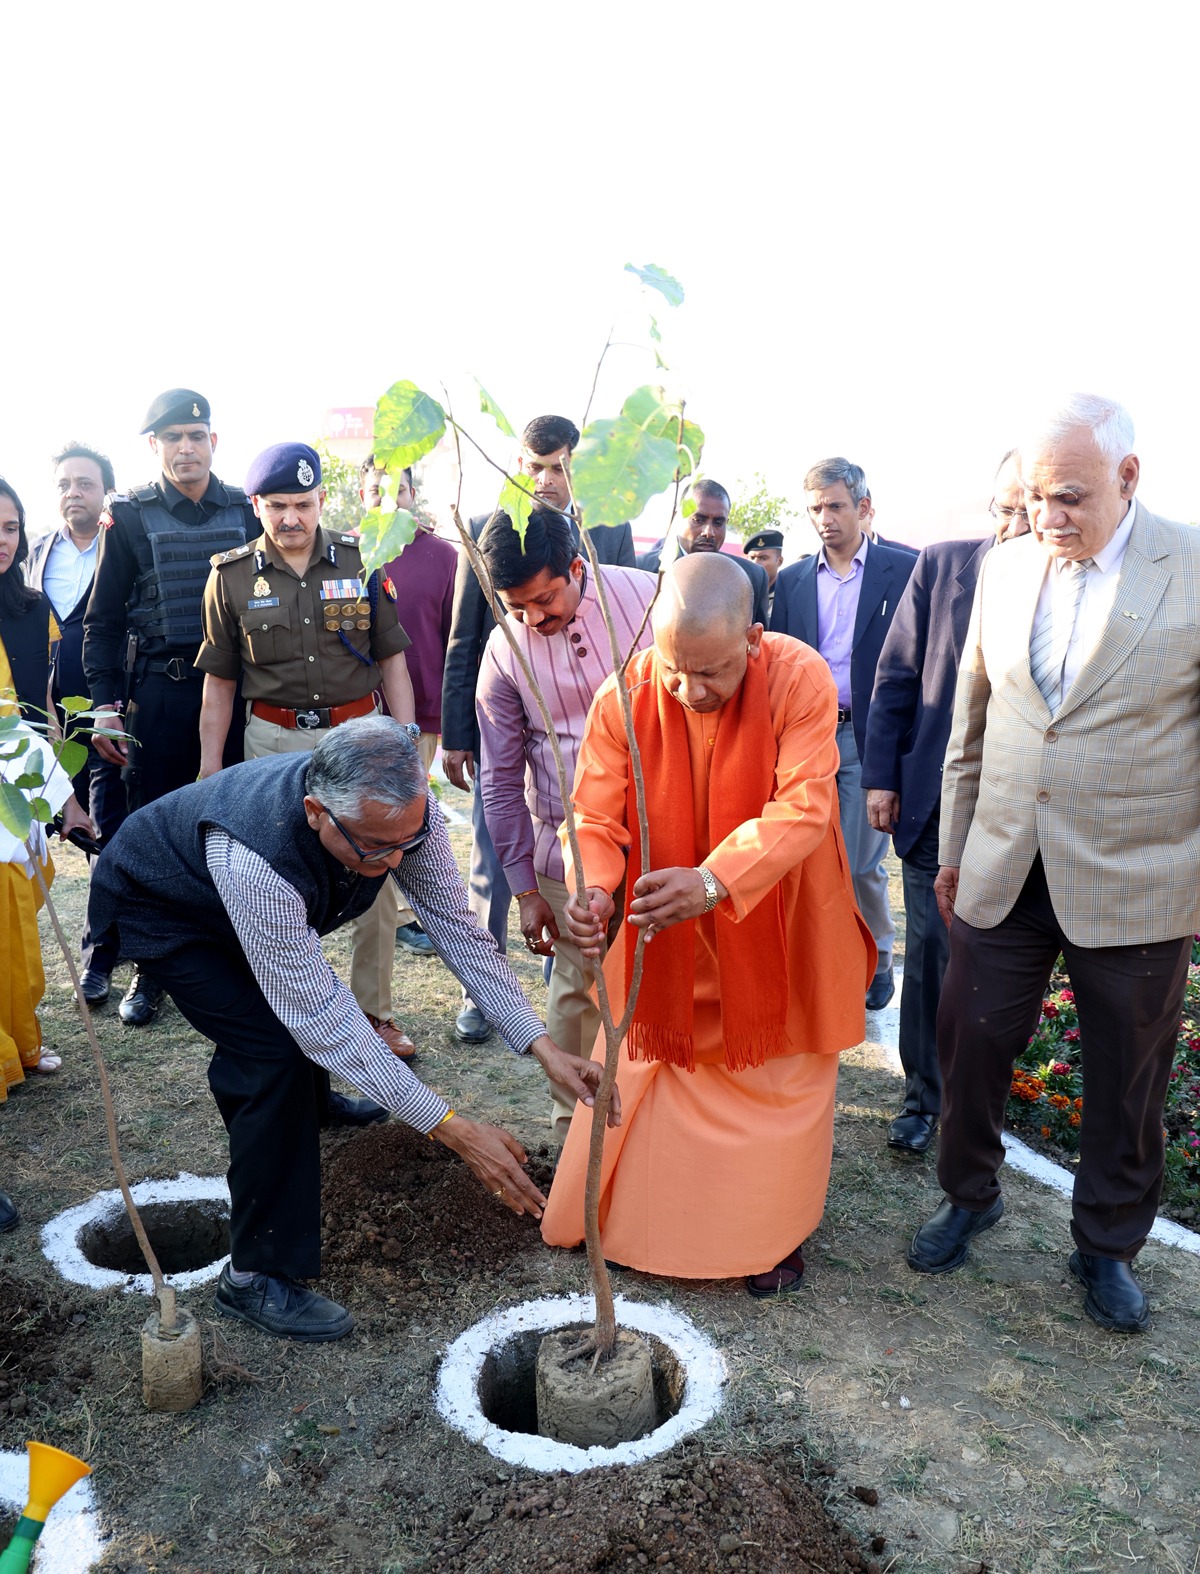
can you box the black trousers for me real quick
[73,745,127,977]
[122,668,244,813]
[147,944,336,1279]
[897,814,948,1117]
[937,855,1190,1260]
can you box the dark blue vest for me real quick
[88,752,387,962]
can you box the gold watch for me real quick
[696,865,720,913]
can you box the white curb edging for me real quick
[0,1453,103,1573]
[874,969,1200,1257]
[40,1174,231,1295]
[435,1294,727,1473]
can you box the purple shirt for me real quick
[475,565,657,892]
[815,535,869,709]
[382,529,457,732]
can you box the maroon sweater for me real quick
[384,529,457,732]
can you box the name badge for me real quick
[321,578,364,600]
[247,597,280,609]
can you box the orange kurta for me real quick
[541,634,874,1277]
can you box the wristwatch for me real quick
[696,865,720,913]
[403,722,421,743]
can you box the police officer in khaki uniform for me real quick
[196,442,420,1066]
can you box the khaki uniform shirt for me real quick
[196,528,410,708]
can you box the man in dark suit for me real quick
[638,480,770,627]
[771,457,915,1009]
[27,442,128,1002]
[440,412,635,1042]
[861,452,1029,1153]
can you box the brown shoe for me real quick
[366,1014,416,1062]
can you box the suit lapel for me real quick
[1056,513,1171,720]
[851,543,887,651]
[948,540,991,666]
[992,535,1053,721]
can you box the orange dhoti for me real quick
[542,1039,839,1278]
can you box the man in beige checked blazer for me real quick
[907,393,1199,1334]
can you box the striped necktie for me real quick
[1029,557,1093,710]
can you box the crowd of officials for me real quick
[0,385,1191,1341]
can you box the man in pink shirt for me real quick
[475,510,657,1139]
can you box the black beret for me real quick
[140,388,210,434]
[743,530,784,553]
[245,442,322,496]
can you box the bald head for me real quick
[654,552,753,641]
[653,553,763,714]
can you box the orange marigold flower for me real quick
[1041,1126,1051,1138]
[1049,1094,1071,1109]
[1068,1112,1082,1127]
[1073,1097,1083,1109]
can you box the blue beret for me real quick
[140,388,210,434]
[245,443,322,496]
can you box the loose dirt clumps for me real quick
[431,1449,881,1573]
[319,1119,555,1290]
[0,1270,94,1421]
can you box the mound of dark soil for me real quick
[431,1451,882,1573]
[320,1120,554,1291]
[0,1269,95,1422]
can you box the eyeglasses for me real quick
[324,802,430,864]
[989,502,1029,524]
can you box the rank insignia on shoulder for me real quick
[383,575,398,601]
[213,542,253,567]
[338,533,360,546]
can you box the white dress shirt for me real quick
[1032,498,1138,700]
[40,525,99,621]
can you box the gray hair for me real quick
[1021,393,1135,476]
[994,447,1018,479]
[304,716,427,817]
[803,457,869,505]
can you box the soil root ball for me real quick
[141,1304,203,1412]
[536,1328,657,1447]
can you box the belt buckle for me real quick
[295,709,322,731]
[164,657,188,682]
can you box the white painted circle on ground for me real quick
[40,1174,231,1295]
[435,1293,727,1473]
[0,1453,103,1572]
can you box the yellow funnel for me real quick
[24,1442,91,1522]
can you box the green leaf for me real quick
[373,382,446,471]
[0,782,32,840]
[30,796,52,823]
[476,379,515,438]
[572,413,680,531]
[619,387,705,479]
[11,773,42,790]
[60,695,93,715]
[681,495,696,518]
[624,262,685,308]
[493,474,539,550]
[0,735,30,760]
[357,507,419,581]
[54,739,89,779]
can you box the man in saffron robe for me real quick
[541,554,873,1295]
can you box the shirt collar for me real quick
[259,525,336,573]
[51,518,100,551]
[1051,497,1137,577]
[161,473,227,513]
[817,533,869,575]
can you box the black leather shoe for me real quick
[908,1195,1004,1274]
[215,1266,354,1341]
[1069,1250,1150,1333]
[0,1192,19,1233]
[322,1091,389,1128]
[119,970,163,1026]
[80,968,111,1005]
[455,1003,492,1043]
[866,966,895,1011]
[887,1111,938,1154]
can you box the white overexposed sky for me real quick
[3,1,1198,552]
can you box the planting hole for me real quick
[477,1323,685,1438]
[77,1199,230,1277]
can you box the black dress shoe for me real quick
[0,1192,19,1233]
[1069,1250,1150,1333]
[119,970,164,1026]
[887,1111,938,1154]
[865,966,895,1011]
[322,1091,389,1128]
[215,1266,354,1341]
[455,1003,492,1043]
[80,968,111,1005]
[908,1195,1004,1274]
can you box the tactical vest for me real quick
[127,485,248,650]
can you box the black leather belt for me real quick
[837,707,852,724]
[144,657,202,681]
